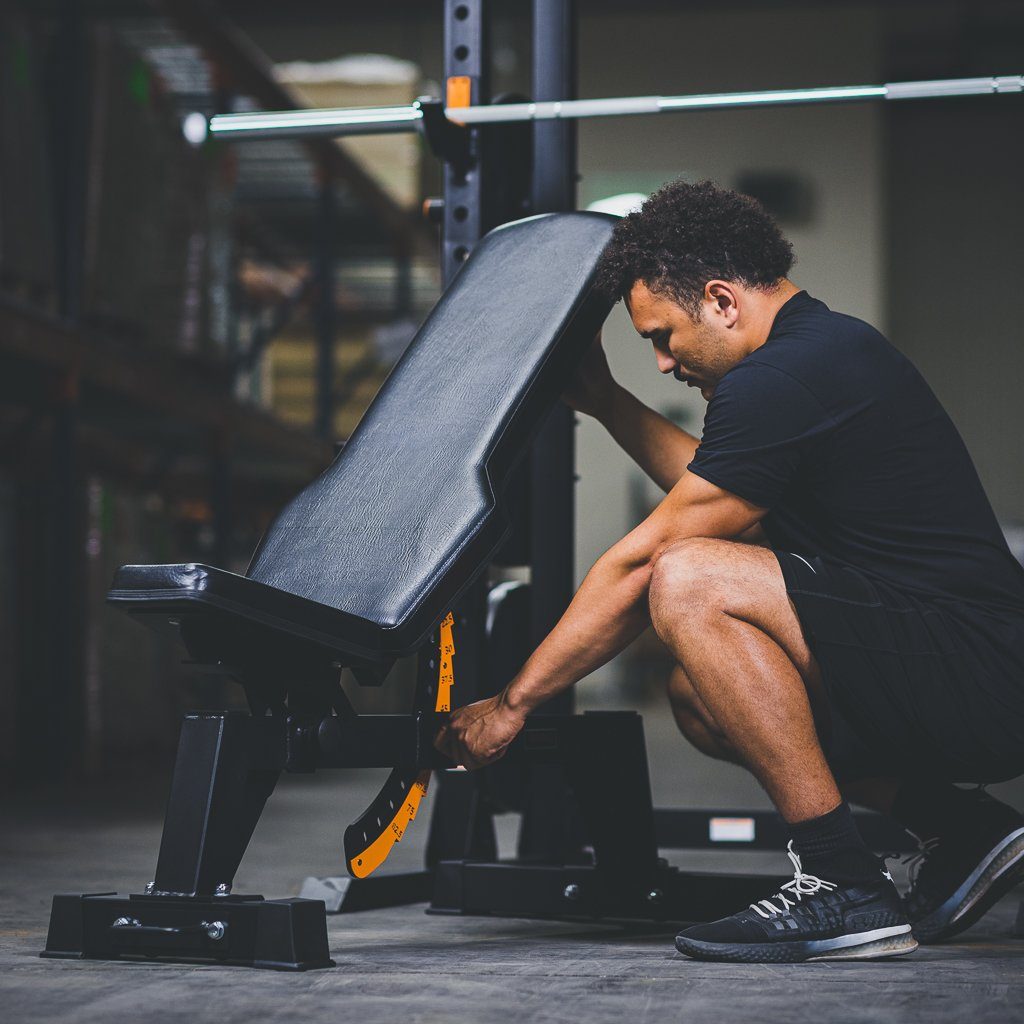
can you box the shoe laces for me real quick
[901,830,941,888]
[749,841,839,920]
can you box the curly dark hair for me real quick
[595,179,795,315]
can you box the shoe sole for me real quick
[912,826,1024,944]
[675,924,918,964]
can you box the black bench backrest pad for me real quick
[246,212,615,649]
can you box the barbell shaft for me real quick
[209,74,1023,141]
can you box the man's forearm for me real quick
[500,471,765,718]
[434,474,765,771]
[599,383,700,493]
[503,540,652,714]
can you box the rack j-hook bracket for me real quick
[415,97,473,173]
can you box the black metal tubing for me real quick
[515,0,580,865]
[554,712,660,878]
[153,714,283,897]
[150,710,448,899]
[423,0,503,868]
[315,712,451,770]
[528,0,577,652]
[441,0,486,286]
[431,861,779,924]
[530,0,577,216]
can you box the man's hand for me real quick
[562,332,615,419]
[434,692,527,770]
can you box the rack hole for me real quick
[454,4,469,19]
[454,44,469,61]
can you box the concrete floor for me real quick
[3,705,1024,1024]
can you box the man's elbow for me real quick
[605,530,660,583]
[618,523,759,588]
[613,529,684,588]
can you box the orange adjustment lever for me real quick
[344,611,456,878]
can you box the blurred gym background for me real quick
[0,0,1022,820]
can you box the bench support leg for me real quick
[41,712,333,970]
[153,712,281,897]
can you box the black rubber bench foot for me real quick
[42,892,334,971]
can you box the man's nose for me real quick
[655,350,677,374]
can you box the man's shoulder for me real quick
[713,314,902,431]
[709,358,830,432]
[719,357,821,402]
[736,302,897,392]
[774,296,888,350]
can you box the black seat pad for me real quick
[111,212,615,663]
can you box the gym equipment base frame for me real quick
[41,706,782,970]
[41,708,446,970]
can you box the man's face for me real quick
[626,280,739,401]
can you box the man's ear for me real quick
[705,280,739,327]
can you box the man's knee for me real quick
[648,538,733,634]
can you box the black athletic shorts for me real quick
[774,550,1024,784]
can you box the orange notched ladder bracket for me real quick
[346,612,455,878]
[436,611,455,712]
[347,774,430,878]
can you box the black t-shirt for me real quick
[688,290,1024,614]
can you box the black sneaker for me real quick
[675,842,917,963]
[903,789,1024,944]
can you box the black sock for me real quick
[891,778,1018,842]
[788,801,881,885]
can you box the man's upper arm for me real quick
[625,469,768,564]
[614,363,828,566]
[688,363,829,510]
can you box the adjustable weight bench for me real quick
[42,211,775,971]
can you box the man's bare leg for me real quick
[649,537,841,823]
[666,663,906,813]
[665,664,743,763]
[659,540,917,960]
